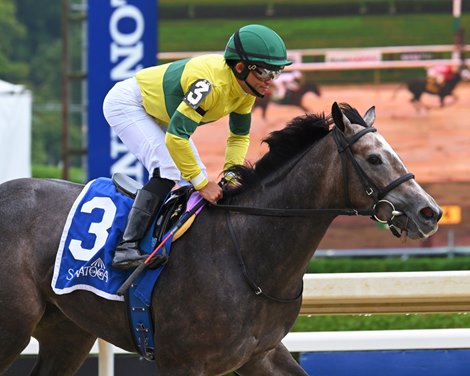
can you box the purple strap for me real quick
[187,191,205,215]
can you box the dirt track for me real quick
[192,82,470,249]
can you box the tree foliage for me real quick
[0,0,29,80]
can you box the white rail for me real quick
[20,271,470,375]
[301,271,470,315]
[158,44,469,72]
[22,328,470,355]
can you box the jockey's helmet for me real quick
[224,24,292,70]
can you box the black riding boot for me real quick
[112,174,174,269]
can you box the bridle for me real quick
[213,123,415,303]
[215,125,415,226]
[332,125,414,236]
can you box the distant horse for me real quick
[254,82,321,119]
[0,102,441,375]
[402,66,470,111]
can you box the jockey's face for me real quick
[235,62,277,96]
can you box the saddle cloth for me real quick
[51,178,138,301]
[51,177,188,302]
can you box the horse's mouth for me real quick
[389,210,440,240]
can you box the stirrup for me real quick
[112,246,148,270]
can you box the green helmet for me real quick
[224,24,292,69]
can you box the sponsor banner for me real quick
[440,205,462,225]
[326,49,381,63]
[400,52,435,61]
[87,0,157,183]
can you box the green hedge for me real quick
[307,256,470,273]
[32,165,85,184]
[294,312,470,332]
[159,14,469,84]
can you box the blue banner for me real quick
[87,0,157,183]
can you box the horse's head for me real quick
[459,66,470,81]
[331,102,442,240]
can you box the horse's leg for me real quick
[30,304,97,376]
[0,281,45,374]
[235,343,308,376]
[0,326,32,374]
[261,103,268,120]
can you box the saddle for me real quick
[112,173,194,244]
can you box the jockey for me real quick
[103,24,292,269]
[271,70,303,100]
[426,64,454,92]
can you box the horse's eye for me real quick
[367,154,382,165]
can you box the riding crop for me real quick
[117,197,207,296]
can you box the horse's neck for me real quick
[448,75,460,87]
[230,140,340,290]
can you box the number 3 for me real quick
[69,197,117,261]
[184,79,211,109]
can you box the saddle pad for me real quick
[51,178,134,301]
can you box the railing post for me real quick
[98,339,114,376]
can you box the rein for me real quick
[213,124,415,303]
[225,210,303,303]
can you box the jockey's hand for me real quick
[198,181,223,204]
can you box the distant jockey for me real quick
[271,70,303,100]
[426,64,454,93]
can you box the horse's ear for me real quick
[363,106,376,127]
[331,102,350,133]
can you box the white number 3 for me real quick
[69,197,117,261]
[184,79,211,109]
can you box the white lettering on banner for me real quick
[66,258,109,283]
[109,1,147,183]
[109,3,145,80]
[326,50,382,63]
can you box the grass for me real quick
[159,14,469,52]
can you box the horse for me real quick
[0,102,441,375]
[402,66,470,111]
[253,82,321,120]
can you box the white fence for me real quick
[20,271,470,375]
[158,44,469,72]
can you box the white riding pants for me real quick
[102,77,206,186]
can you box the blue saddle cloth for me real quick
[51,177,205,359]
[51,177,171,304]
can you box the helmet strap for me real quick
[232,30,264,97]
[231,62,264,97]
[245,80,264,98]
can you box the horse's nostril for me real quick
[420,206,437,220]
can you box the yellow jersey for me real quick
[135,54,255,189]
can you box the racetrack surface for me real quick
[193,82,470,249]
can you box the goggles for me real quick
[252,67,282,81]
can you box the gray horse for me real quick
[0,102,441,375]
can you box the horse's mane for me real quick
[224,103,365,196]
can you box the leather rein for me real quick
[213,126,415,303]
